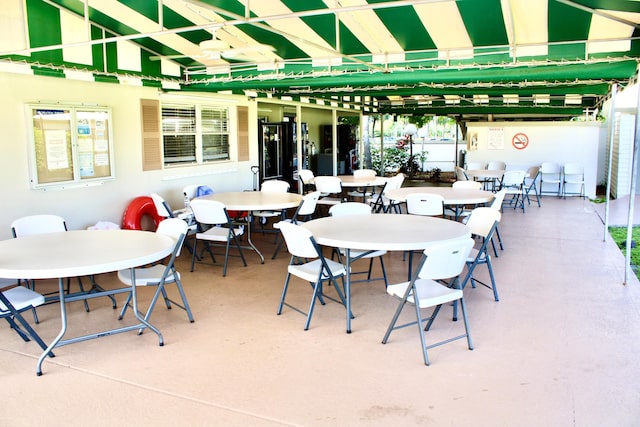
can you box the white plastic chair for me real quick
[455,166,469,181]
[406,193,444,217]
[455,207,501,321]
[276,221,348,330]
[563,163,585,199]
[382,238,475,365]
[11,214,92,316]
[253,179,290,231]
[0,279,53,357]
[348,169,377,201]
[151,192,192,222]
[11,214,67,236]
[314,176,345,209]
[189,199,247,277]
[328,202,389,288]
[368,173,405,214]
[540,162,562,197]
[452,180,482,190]
[152,192,198,256]
[445,181,483,220]
[298,169,316,194]
[500,170,526,212]
[487,161,506,171]
[466,162,486,170]
[488,189,507,256]
[523,166,541,207]
[272,191,321,260]
[405,193,445,279]
[485,161,506,190]
[117,218,194,326]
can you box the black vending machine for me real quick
[258,121,307,192]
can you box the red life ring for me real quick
[121,196,163,231]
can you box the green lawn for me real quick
[609,226,640,278]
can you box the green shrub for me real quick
[371,145,427,174]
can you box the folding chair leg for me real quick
[311,281,327,306]
[173,278,195,322]
[159,286,171,309]
[487,260,499,301]
[190,240,198,272]
[304,281,323,330]
[459,297,474,350]
[117,292,133,320]
[379,256,389,288]
[7,313,55,357]
[277,274,293,315]
[382,296,408,344]
[424,303,443,332]
[414,300,431,365]
[494,226,504,250]
[271,235,285,259]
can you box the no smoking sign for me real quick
[512,133,529,150]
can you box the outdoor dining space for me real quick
[2,187,640,426]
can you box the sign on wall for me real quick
[512,132,529,150]
[487,127,504,149]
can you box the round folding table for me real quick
[303,214,470,333]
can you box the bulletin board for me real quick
[27,104,114,189]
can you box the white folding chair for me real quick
[382,238,475,365]
[0,279,53,357]
[485,161,506,191]
[189,199,247,277]
[347,169,377,201]
[276,221,348,330]
[368,173,405,214]
[405,193,445,279]
[465,162,485,170]
[523,166,541,207]
[117,218,194,327]
[454,207,501,320]
[452,180,482,190]
[152,192,198,256]
[314,176,345,211]
[500,170,526,212]
[151,192,192,223]
[11,214,93,316]
[298,169,316,194]
[488,189,506,256]
[329,202,389,288]
[406,193,445,217]
[455,166,470,181]
[563,163,585,199]
[540,162,562,197]
[445,181,483,220]
[253,179,291,231]
[272,191,321,260]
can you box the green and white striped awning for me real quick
[1,0,639,118]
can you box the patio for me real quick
[2,194,640,426]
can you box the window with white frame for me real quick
[27,104,115,189]
[161,103,230,166]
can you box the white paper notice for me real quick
[487,127,504,150]
[44,130,69,169]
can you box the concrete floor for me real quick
[2,194,640,426]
